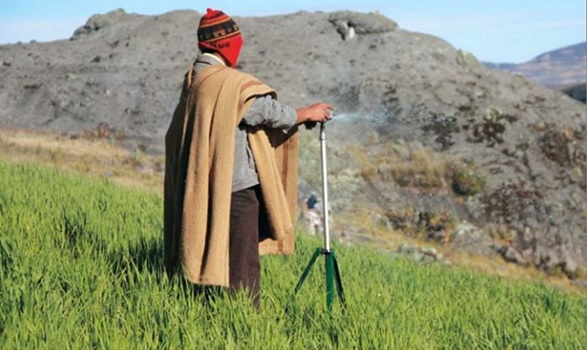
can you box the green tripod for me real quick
[294,122,346,312]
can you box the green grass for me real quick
[0,160,585,349]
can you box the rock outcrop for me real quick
[0,9,585,280]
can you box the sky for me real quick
[0,1,585,63]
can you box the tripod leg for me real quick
[325,251,335,312]
[332,252,346,308]
[294,248,322,294]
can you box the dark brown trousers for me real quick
[229,185,269,306]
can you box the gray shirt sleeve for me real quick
[242,95,297,129]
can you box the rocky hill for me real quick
[561,82,586,103]
[0,9,585,282]
[484,42,586,88]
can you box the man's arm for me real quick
[295,102,334,125]
[243,95,334,129]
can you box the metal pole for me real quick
[292,120,345,312]
[319,122,330,252]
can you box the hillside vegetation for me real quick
[0,160,585,349]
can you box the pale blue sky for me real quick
[0,1,585,63]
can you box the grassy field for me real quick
[0,160,585,349]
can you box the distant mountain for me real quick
[484,42,586,88]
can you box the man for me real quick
[164,8,333,305]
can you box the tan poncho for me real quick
[164,64,298,287]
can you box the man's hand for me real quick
[295,103,334,126]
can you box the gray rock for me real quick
[571,280,587,289]
[395,244,447,264]
[497,245,528,266]
[72,8,137,38]
[450,222,496,257]
[328,11,397,39]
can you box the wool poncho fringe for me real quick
[164,65,298,287]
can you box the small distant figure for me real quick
[301,193,325,236]
[306,193,319,210]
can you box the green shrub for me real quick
[449,164,486,196]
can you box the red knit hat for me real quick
[197,8,243,67]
